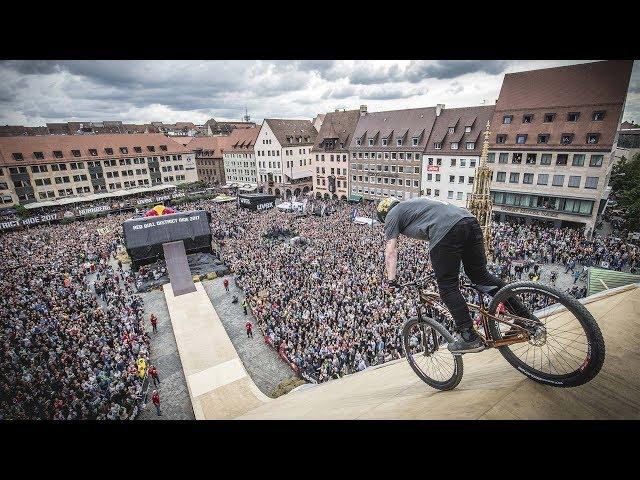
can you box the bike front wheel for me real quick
[401,316,463,391]
[488,281,605,388]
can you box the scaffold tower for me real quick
[467,120,493,254]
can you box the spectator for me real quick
[151,390,161,416]
[150,314,158,334]
[223,278,229,293]
[148,365,160,387]
[246,321,253,339]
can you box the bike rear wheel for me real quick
[402,316,463,391]
[488,281,605,388]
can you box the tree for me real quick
[610,152,640,230]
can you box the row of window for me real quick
[356,137,420,147]
[11,145,170,161]
[488,152,603,167]
[502,111,605,125]
[491,191,594,216]
[352,175,420,188]
[494,171,599,189]
[352,151,421,161]
[316,178,345,188]
[352,164,421,174]
[424,174,475,185]
[496,133,600,145]
[424,189,469,201]
[316,167,348,176]
[433,141,476,150]
[315,154,348,162]
[351,186,412,200]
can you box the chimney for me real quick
[436,104,445,117]
[360,105,368,116]
[335,109,340,112]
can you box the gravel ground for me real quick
[202,277,298,397]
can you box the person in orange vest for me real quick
[151,390,161,416]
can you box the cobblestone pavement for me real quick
[137,288,195,420]
[503,261,587,295]
[202,277,298,397]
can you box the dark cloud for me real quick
[350,64,401,85]
[360,86,424,100]
[404,60,510,82]
[1,60,61,75]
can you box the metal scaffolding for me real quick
[467,121,493,254]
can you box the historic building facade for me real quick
[222,127,260,187]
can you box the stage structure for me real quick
[467,121,493,254]
[238,193,276,211]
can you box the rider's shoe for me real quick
[448,326,485,354]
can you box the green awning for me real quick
[348,195,363,202]
[587,267,640,296]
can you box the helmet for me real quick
[376,197,400,223]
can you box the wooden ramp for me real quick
[165,282,640,420]
[162,240,196,296]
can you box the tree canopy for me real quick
[610,152,640,230]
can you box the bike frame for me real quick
[411,281,533,349]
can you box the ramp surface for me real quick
[163,241,196,296]
[163,282,270,419]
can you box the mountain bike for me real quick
[399,274,605,391]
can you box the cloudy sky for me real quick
[0,60,638,126]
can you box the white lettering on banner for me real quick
[497,205,561,218]
[78,205,110,215]
[131,215,203,230]
[172,193,185,198]
[256,202,274,211]
[0,220,20,230]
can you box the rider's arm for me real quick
[385,238,398,282]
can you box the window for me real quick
[434,189,440,197]
[540,154,552,165]
[382,138,388,146]
[568,176,581,188]
[592,111,605,121]
[523,173,534,184]
[456,192,463,200]
[465,126,471,133]
[368,139,374,146]
[487,153,495,163]
[496,135,507,144]
[567,112,580,122]
[466,142,475,149]
[585,176,599,189]
[159,145,167,151]
[589,155,603,167]
[12,153,23,161]
[509,172,520,183]
[572,154,585,167]
[147,146,155,152]
[498,153,508,163]
[526,153,537,164]
[434,142,442,150]
[556,154,568,166]
[119,147,128,154]
[451,159,457,167]
[134,146,142,153]
[586,133,599,144]
[516,134,527,144]
[512,153,523,164]
[435,174,441,182]
[503,115,512,124]
[449,175,455,183]
[523,114,533,123]
[412,137,418,146]
[104,148,113,155]
[89,149,98,156]
[34,151,44,159]
[460,159,466,167]
[397,138,403,146]
[470,159,476,168]
[448,190,454,199]
[537,134,550,144]
[543,113,555,123]
[537,174,549,185]
[356,139,362,146]
[72,150,81,157]
[451,142,459,150]
[458,176,464,184]
[552,174,565,186]
[496,172,506,182]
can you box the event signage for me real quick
[78,205,111,216]
[427,166,440,172]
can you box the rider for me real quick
[377,196,524,353]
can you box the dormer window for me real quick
[434,142,442,150]
[561,133,574,145]
[465,126,471,133]
[160,145,167,151]
[368,138,374,146]
[592,111,605,121]
[586,133,600,144]
[412,137,418,146]
[465,142,475,150]
[147,146,155,152]
[120,147,128,154]
[522,114,533,123]
[537,134,550,144]
[567,112,580,122]
[496,134,507,144]
[397,138,402,146]
[451,142,459,150]
[89,149,98,156]
[544,113,555,123]
[448,127,455,134]
[503,115,512,124]
[34,151,44,159]
[516,134,527,144]
[53,150,63,158]
[104,148,113,155]
[134,146,142,153]
[72,150,81,157]
[356,139,362,146]
[12,153,24,161]
[382,138,388,146]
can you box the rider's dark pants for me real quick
[430,217,505,329]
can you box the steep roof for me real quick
[350,106,437,150]
[424,105,494,154]
[227,126,260,150]
[0,133,192,166]
[495,60,633,111]
[182,136,232,157]
[312,109,361,152]
[264,119,317,146]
